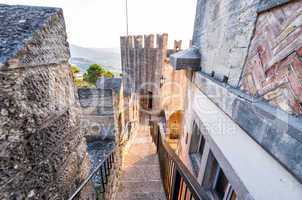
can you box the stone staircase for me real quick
[116,125,166,200]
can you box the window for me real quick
[203,152,237,200]
[189,122,206,175]
[223,75,229,83]
[148,91,153,109]
[185,132,188,144]
[198,136,205,156]
[214,169,229,199]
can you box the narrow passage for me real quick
[116,124,166,200]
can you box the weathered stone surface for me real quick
[240,1,302,115]
[78,88,113,115]
[78,87,117,142]
[0,63,90,199]
[120,34,167,94]
[0,5,90,199]
[257,0,292,12]
[192,0,259,86]
[96,77,121,93]
[0,5,70,69]
[170,47,201,70]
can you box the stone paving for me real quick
[116,125,166,200]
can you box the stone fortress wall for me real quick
[120,34,189,119]
[120,34,168,113]
[0,5,91,199]
[78,88,115,140]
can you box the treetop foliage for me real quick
[83,64,114,85]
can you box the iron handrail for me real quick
[154,122,210,200]
[68,119,137,199]
[67,147,116,200]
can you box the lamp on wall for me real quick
[160,76,166,88]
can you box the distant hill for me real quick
[69,44,121,74]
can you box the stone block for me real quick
[134,35,143,48]
[169,48,201,70]
[144,34,155,48]
[156,33,168,50]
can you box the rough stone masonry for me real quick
[0,5,91,199]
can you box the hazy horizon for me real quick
[1,0,197,49]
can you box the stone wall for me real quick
[193,0,259,87]
[77,78,123,200]
[192,0,302,115]
[0,5,90,199]
[160,42,188,119]
[240,0,302,115]
[120,34,168,114]
[78,88,116,140]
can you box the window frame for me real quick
[208,157,237,200]
[189,122,206,175]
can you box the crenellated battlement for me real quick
[120,34,168,50]
[120,33,188,99]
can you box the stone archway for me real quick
[167,110,183,139]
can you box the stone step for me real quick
[120,164,161,182]
[127,144,156,156]
[131,136,153,144]
[116,124,166,200]
[123,153,159,168]
[118,180,165,194]
[115,191,166,200]
[139,130,151,136]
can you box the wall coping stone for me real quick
[257,0,292,13]
[169,47,201,70]
[193,71,302,183]
[0,4,63,65]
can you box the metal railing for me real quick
[151,122,210,200]
[67,148,116,200]
[68,119,137,199]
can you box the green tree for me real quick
[103,70,114,78]
[71,65,80,74]
[83,64,105,85]
[83,64,115,85]
[71,65,80,79]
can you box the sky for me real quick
[1,0,197,48]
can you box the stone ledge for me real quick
[194,71,302,183]
[257,0,292,13]
[169,47,201,71]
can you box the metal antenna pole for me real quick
[126,0,129,36]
